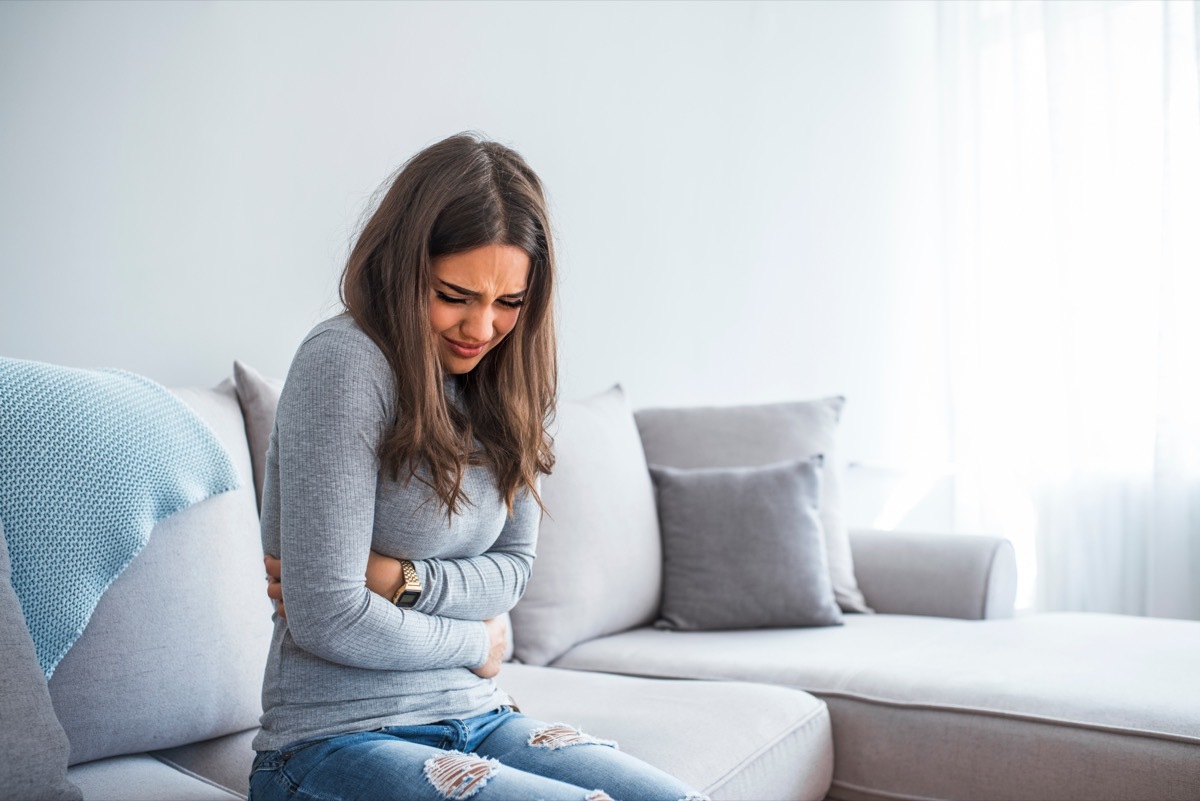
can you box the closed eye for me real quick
[435,291,468,305]
[499,298,525,309]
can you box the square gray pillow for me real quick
[648,457,843,631]
[636,397,872,613]
[0,521,82,801]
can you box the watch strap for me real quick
[391,559,423,608]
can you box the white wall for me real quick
[0,0,947,483]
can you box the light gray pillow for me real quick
[0,522,82,801]
[510,385,663,666]
[635,397,872,613]
[47,381,274,765]
[648,457,843,631]
[232,360,284,513]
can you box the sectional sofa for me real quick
[2,363,1197,801]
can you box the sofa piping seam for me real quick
[148,753,247,800]
[701,698,830,796]
[553,664,1199,748]
[816,690,1200,746]
[828,776,948,801]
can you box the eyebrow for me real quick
[437,280,527,299]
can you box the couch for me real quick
[2,364,1198,801]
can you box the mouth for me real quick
[443,337,489,359]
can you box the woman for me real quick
[251,133,706,801]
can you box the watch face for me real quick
[398,590,421,608]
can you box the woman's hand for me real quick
[265,554,285,619]
[471,617,508,679]
[264,551,406,620]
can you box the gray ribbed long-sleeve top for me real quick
[252,314,540,752]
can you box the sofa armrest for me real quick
[848,529,1017,620]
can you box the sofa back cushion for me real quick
[47,380,273,765]
[0,523,81,800]
[233,360,284,512]
[634,396,872,613]
[510,386,663,665]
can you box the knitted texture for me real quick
[0,358,241,678]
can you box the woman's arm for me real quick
[407,484,539,620]
[273,328,489,672]
[322,483,538,621]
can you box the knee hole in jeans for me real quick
[422,751,500,800]
[527,723,618,751]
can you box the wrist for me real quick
[389,559,424,609]
[365,550,403,600]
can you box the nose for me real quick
[459,305,494,343]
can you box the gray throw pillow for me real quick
[635,397,872,613]
[0,522,82,801]
[648,457,843,631]
[232,360,284,513]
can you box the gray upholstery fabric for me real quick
[849,529,1017,619]
[67,754,243,801]
[231,361,283,513]
[824,696,1200,801]
[554,614,973,692]
[152,728,259,801]
[48,381,273,765]
[635,396,872,613]
[0,523,82,801]
[510,385,663,666]
[553,613,1200,801]
[649,457,842,630]
[500,663,833,801]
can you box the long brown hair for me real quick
[340,133,556,516]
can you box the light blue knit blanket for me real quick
[0,358,241,678]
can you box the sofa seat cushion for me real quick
[553,613,1200,801]
[111,669,834,801]
[150,728,259,801]
[67,754,244,801]
[500,664,833,801]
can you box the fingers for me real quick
[264,557,286,620]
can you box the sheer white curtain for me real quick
[939,0,1200,618]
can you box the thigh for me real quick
[249,729,615,801]
[474,715,708,801]
[249,731,442,801]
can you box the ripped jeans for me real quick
[247,706,708,801]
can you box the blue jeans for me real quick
[248,706,707,801]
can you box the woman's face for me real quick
[429,243,531,374]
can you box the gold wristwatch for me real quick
[390,560,423,609]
